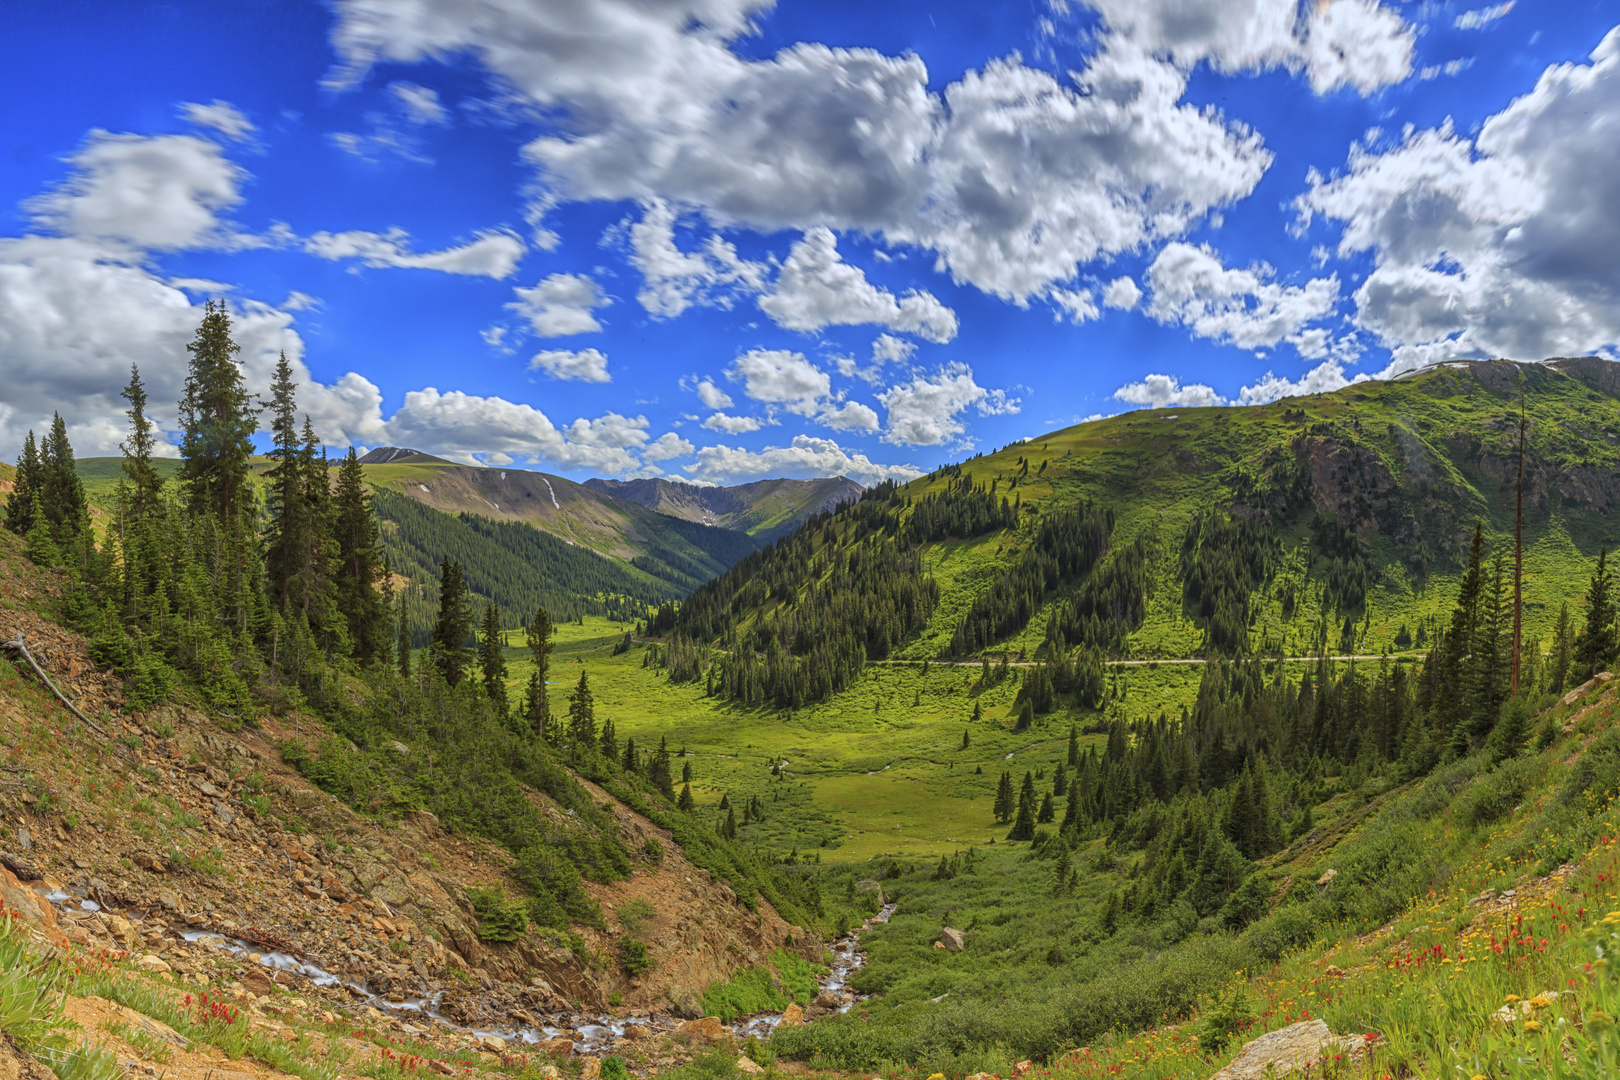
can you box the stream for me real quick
[37,882,896,1056]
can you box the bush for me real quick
[468,887,528,943]
[621,939,652,976]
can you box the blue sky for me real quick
[3,0,1619,485]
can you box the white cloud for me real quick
[726,348,831,415]
[877,362,1017,446]
[1455,3,1514,30]
[327,0,1271,304]
[758,227,957,342]
[386,388,646,471]
[816,400,881,433]
[691,377,734,410]
[685,434,922,485]
[179,100,256,142]
[1049,288,1100,324]
[1102,275,1142,310]
[1112,373,1224,408]
[281,290,322,311]
[305,227,524,278]
[701,412,765,434]
[1234,359,1363,405]
[529,347,611,383]
[327,126,431,164]
[1085,0,1415,95]
[644,432,695,461]
[625,199,767,317]
[1296,26,1620,367]
[28,131,247,251]
[390,81,449,124]
[1145,241,1339,356]
[505,272,609,336]
[871,334,915,365]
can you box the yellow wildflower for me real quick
[1525,1020,1542,1033]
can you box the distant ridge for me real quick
[583,475,864,545]
[357,446,456,466]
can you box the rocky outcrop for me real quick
[1211,1020,1374,1080]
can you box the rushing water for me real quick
[40,884,895,1055]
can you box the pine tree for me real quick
[650,736,676,799]
[478,603,508,715]
[1462,552,1511,748]
[1015,699,1034,731]
[297,417,342,648]
[1574,546,1618,681]
[681,759,693,784]
[430,558,475,686]
[4,431,42,535]
[397,593,412,678]
[263,351,307,614]
[522,605,554,739]
[993,770,1014,823]
[1008,771,1037,840]
[568,670,595,748]
[1549,601,1575,694]
[622,736,638,772]
[39,413,88,549]
[333,448,389,664]
[1067,723,1079,767]
[961,729,970,750]
[1037,791,1055,823]
[971,700,982,723]
[598,718,617,762]
[722,807,737,840]
[177,301,256,527]
[678,784,695,811]
[119,365,164,523]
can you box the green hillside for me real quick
[584,475,865,544]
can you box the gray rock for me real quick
[1211,1020,1362,1080]
[938,927,965,952]
[213,802,235,825]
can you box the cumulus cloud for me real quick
[871,334,915,366]
[816,400,881,433]
[179,100,256,142]
[505,272,609,336]
[281,290,322,311]
[1234,359,1363,405]
[701,412,766,434]
[1145,242,1340,356]
[758,227,957,342]
[1085,0,1415,95]
[644,432,695,461]
[1112,373,1223,408]
[685,434,922,485]
[529,347,611,383]
[726,349,831,416]
[689,377,734,410]
[1049,288,1100,324]
[625,199,767,317]
[28,131,248,251]
[387,388,643,471]
[305,227,524,278]
[1102,275,1142,310]
[1296,26,1620,367]
[327,0,1272,304]
[390,81,449,124]
[878,362,1017,447]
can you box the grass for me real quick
[700,950,829,1022]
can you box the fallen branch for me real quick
[1,633,111,739]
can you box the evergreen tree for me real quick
[568,671,595,748]
[263,351,308,614]
[1462,552,1511,748]
[4,431,42,535]
[971,700,982,723]
[681,759,692,783]
[1037,791,1055,823]
[722,807,737,840]
[993,770,1014,823]
[22,489,60,567]
[478,603,508,715]
[677,784,695,811]
[119,365,164,523]
[430,558,475,685]
[1008,772,1037,841]
[177,301,256,527]
[1015,698,1034,731]
[39,412,88,549]
[522,605,554,739]
[622,736,638,772]
[1549,601,1575,694]
[599,718,617,762]
[650,736,676,799]
[1574,546,1618,681]
[297,417,342,649]
[334,448,390,664]
[1067,723,1079,767]
[397,593,412,678]
[961,729,970,750]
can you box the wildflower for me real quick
[1524,1020,1542,1032]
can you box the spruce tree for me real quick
[993,770,1014,823]
[678,784,695,811]
[1015,699,1034,731]
[119,365,164,523]
[681,759,692,783]
[334,448,389,664]
[522,605,554,739]
[971,700,982,722]
[397,593,412,678]
[430,558,475,686]
[478,603,508,715]
[1067,723,1079,767]
[1574,546,1618,681]
[961,729,970,750]
[4,431,42,535]
[568,670,595,748]
[599,718,617,761]
[1037,791,1055,823]
[39,413,88,549]
[297,417,342,647]
[622,736,638,772]
[650,736,675,799]
[1462,552,1511,747]
[723,807,737,839]
[1008,772,1037,840]
[177,301,256,527]
[1549,601,1575,694]
[263,351,307,614]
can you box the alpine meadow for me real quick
[8,3,1620,1080]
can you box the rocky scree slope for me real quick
[0,532,820,1058]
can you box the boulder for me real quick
[136,955,171,973]
[533,1039,573,1057]
[735,1057,763,1076]
[676,1017,729,1042]
[1211,1020,1361,1080]
[1562,672,1614,707]
[938,927,965,952]
[0,866,57,935]
[578,1059,600,1080]
[779,1003,805,1028]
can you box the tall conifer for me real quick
[334,448,389,663]
[478,603,508,715]
[177,301,256,526]
[1574,546,1618,681]
[430,558,474,685]
[4,431,42,535]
